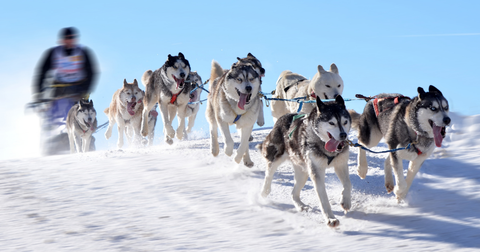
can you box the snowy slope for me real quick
[0,112,479,251]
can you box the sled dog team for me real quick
[66,52,451,227]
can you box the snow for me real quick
[1,112,479,251]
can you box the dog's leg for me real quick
[384,157,394,193]
[308,160,339,227]
[357,148,369,179]
[234,125,254,166]
[334,163,352,213]
[104,119,115,140]
[292,164,309,211]
[73,134,82,153]
[404,157,427,197]
[116,121,126,149]
[141,95,158,137]
[175,104,187,140]
[390,153,407,201]
[218,121,234,157]
[261,157,285,198]
[186,113,197,133]
[257,99,265,127]
[158,102,175,144]
[83,135,91,153]
[68,132,75,154]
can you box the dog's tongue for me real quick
[238,93,247,110]
[127,101,135,116]
[433,124,444,147]
[325,138,342,152]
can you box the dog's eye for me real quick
[444,105,449,110]
[430,106,437,111]
[236,78,242,82]
[344,120,348,125]
[326,85,331,88]
[329,122,335,126]
[173,65,178,69]
[338,84,341,88]
[249,77,255,82]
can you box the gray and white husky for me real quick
[259,95,352,227]
[141,52,192,144]
[206,57,262,167]
[183,71,203,134]
[104,79,145,148]
[66,99,97,153]
[350,85,451,201]
[271,64,344,123]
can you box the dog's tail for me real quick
[348,109,361,129]
[210,60,224,84]
[141,70,153,86]
[104,107,110,115]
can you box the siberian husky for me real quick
[104,79,145,148]
[183,71,203,135]
[259,96,352,227]
[66,99,97,153]
[206,57,262,167]
[350,85,451,201]
[211,53,266,137]
[271,64,344,123]
[140,52,192,144]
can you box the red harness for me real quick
[170,89,183,104]
[372,96,408,116]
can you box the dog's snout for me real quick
[131,96,136,102]
[180,72,185,78]
[333,94,339,98]
[444,117,451,125]
[339,132,347,140]
[245,86,252,93]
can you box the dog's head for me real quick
[225,63,261,110]
[309,64,344,100]
[187,71,203,103]
[414,85,451,147]
[312,95,351,153]
[77,99,97,131]
[235,53,265,78]
[164,52,191,90]
[121,79,145,116]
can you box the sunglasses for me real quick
[64,36,76,40]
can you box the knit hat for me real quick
[60,27,78,39]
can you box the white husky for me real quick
[104,79,145,148]
[271,64,344,123]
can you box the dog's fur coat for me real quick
[350,85,451,201]
[259,96,352,227]
[271,64,344,123]
[206,57,262,167]
[104,79,145,148]
[66,99,97,153]
[140,52,192,144]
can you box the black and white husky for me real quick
[66,99,97,153]
[206,57,262,167]
[259,96,352,227]
[350,85,451,201]
[140,52,192,144]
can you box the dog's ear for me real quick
[417,87,426,100]
[123,79,128,87]
[317,65,327,74]
[167,54,174,62]
[429,85,443,96]
[316,95,326,112]
[89,100,94,106]
[133,79,138,86]
[247,53,256,59]
[335,95,345,109]
[330,63,339,74]
[178,52,184,59]
[237,57,242,61]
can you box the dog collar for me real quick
[233,114,242,124]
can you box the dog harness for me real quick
[170,88,184,104]
[372,96,410,116]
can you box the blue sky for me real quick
[1,0,479,154]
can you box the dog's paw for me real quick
[340,198,351,212]
[248,135,254,142]
[393,184,407,200]
[166,126,175,138]
[260,187,270,198]
[385,183,394,193]
[294,202,309,212]
[176,128,184,140]
[225,145,234,157]
[244,160,254,168]
[165,137,173,145]
[357,166,368,179]
[326,218,340,228]
[211,146,219,157]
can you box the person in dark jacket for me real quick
[33,27,98,101]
